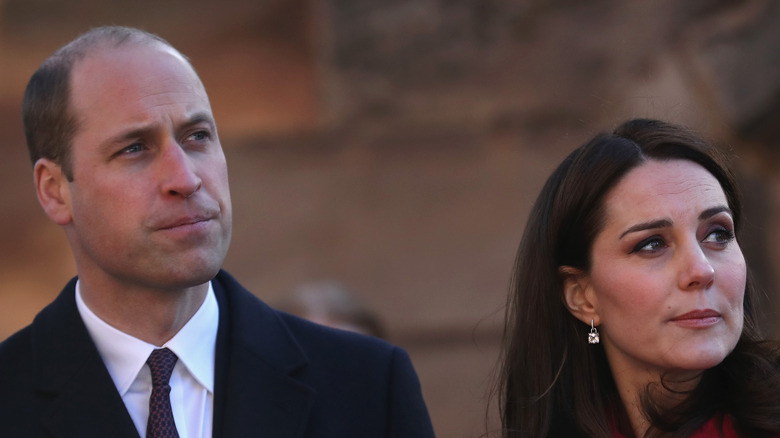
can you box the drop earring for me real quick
[588,319,599,344]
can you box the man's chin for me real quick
[136,257,223,292]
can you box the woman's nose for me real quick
[678,242,715,291]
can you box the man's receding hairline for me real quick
[74,41,192,75]
[77,38,188,67]
[55,27,188,73]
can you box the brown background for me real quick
[2,1,780,437]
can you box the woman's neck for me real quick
[611,369,701,438]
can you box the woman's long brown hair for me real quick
[496,119,780,437]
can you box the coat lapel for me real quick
[31,278,140,438]
[29,272,315,438]
[212,271,315,438]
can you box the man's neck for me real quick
[78,278,210,346]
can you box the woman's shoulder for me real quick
[700,414,780,438]
[687,414,736,438]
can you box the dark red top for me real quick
[609,414,738,437]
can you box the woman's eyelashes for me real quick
[702,226,735,246]
[628,225,735,256]
[630,235,667,255]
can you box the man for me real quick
[0,26,435,438]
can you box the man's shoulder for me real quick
[215,270,403,369]
[277,310,394,354]
[0,277,77,360]
[0,323,35,406]
[216,271,394,344]
[0,323,33,364]
[213,271,435,437]
[280,309,402,369]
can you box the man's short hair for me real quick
[22,26,179,181]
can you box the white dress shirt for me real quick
[75,281,219,438]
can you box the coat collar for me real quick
[29,271,315,438]
[30,277,140,438]
[205,270,315,438]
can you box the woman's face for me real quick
[585,159,745,386]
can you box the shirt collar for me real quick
[165,283,218,393]
[75,281,219,396]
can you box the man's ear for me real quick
[559,266,600,326]
[34,158,73,225]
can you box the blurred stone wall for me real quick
[2,1,780,436]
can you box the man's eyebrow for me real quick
[101,125,153,151]
[183,112,216,129]
[101,112,216,150]
[619,219,672,239]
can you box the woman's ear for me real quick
[34,158,73,225]
[559,266,600,326]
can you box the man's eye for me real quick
[188,131,209,142]
[122,143,144,154]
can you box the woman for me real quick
[497,119,780,437]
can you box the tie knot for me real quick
[147,348,178,387]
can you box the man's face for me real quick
[61,43,232,292]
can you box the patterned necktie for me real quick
[146,348,180,438]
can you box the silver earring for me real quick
[588,319,600,344]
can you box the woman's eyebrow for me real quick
[619,219,672,239]
[618,205,732,240]
[699,205,732,221]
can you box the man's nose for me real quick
[158,141,202,199]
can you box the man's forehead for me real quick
[70,43,207,104]
[67,41,213,144]
[72,42,196,84]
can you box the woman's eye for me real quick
[703,227,735,244]
[631,237,666,254]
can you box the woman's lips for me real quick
[670,309,721,328]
